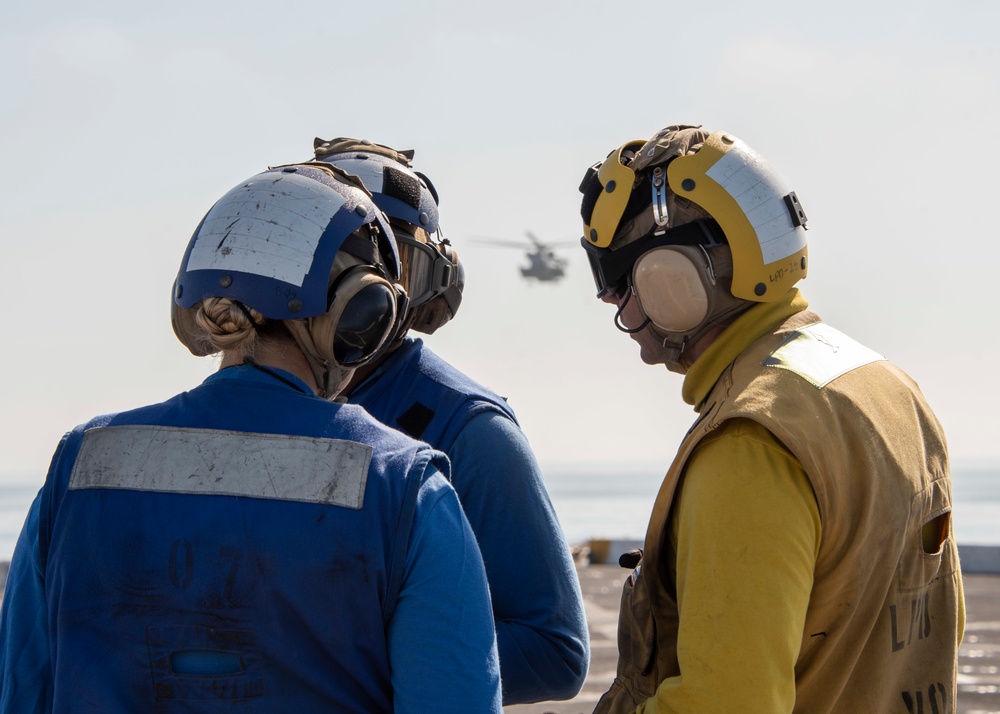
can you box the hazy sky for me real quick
[2,0,998,482]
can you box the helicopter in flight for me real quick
[473,231,575,283]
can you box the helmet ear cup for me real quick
[631,246,712,333]
[285,264,401,398]
[324,266,400,366]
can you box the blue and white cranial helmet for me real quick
[173,163,399,321]
[171,163,407,397]
[313,138,440,235]
[312,137,464,335]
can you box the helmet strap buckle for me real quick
[651,167,670,228]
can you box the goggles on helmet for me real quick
[582,219,724,299]
[582,140,645,249]
[395,231,456,307]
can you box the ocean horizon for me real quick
[542,463,1000,548]
[1,463,998,562]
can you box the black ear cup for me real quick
[334,283,397,364]
[631,246,713,333]
[326,266,399,366]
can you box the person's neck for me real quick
[342,357,381,396]
[342,335,411,396]
[680,324,729,369]
[220,339,320,395]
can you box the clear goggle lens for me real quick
[396,233,453,306]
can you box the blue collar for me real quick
[207,362,317,396]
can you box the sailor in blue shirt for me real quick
[312,138,590,705]
[0,163,501,713]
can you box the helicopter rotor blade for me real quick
[469,237,534,249]
[469,234,580,250]
[545,240,583,248]
[526,230,580,249]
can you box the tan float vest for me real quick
[597,311,962,714]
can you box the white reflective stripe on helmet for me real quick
[187,172,347,288]
[667,131,809,301]
[703,138,805,265]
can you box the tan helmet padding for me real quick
[284,263,396,398]
[408,295,453,335]
[313,137,415,167]
[282,318,351,398]
[609,125,713,251]
[630,125,710,176]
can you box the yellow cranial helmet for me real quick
[581,139,646,249]
[667,131,808,301]
[581,127,809,302]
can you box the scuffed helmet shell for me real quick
[173,165,388,321]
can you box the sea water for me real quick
[543,464,1000,547]
[0,465,997,561]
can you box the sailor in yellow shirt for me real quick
[577,125,964,713]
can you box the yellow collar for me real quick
[682,289,810,409]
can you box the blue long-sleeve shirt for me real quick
[350,338,589,704]
[451,412,590,701]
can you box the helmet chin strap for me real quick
[282,318,354,399]
[649,298,753,374]
[658,333,689,374]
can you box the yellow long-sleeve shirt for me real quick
[635,420,821,713]
[638,292,821,714]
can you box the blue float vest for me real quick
[349,338,517,453]
[39,366,445,713]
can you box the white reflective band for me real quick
[763,322,885,388]
[187,173,347,287]
[706,140,806,264]
[69,425,371,509]
[330,158,385,193]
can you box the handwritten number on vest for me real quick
[169,539,245,601]
[169,539,194,588]
[890,592,932,653]
[901,683,948,713]
[220,547,244,601]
